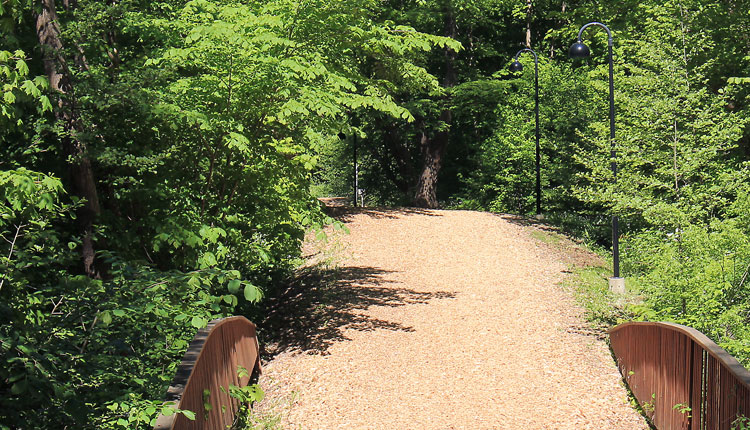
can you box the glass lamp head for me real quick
[569,41,591,58]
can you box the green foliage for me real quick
[574,0,750,367]
[578,1,746,231]
[0,169,244,428]
[733,416,750,430]
[436,0,750,370]
[0,50,51,125]
[624,192,750,365]
[226,371,269,430]
[3,0,750,426]
[1,0,454,427]
[453,60,593,215]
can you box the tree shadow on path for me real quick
[501,213,557,231]
[257,265,456,359]
[320,199,444,222]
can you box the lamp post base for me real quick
[608,277,625,294]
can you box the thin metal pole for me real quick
[575,22,619,279]
[534,55,541,215]
[514,48,541,215]
[353,134,358,207]
[607,35,619,278]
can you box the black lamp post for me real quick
[509,48,541,215]
[569,22,624,290]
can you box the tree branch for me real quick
[0,224,26,293]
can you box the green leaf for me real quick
[3,91,16,105]
[15,59,29,76]
[187,276,201,288]
[199,251,217,268]
[10,379,27,395]
[228,279,241,294]
[243,284,261,302]
[40,96,52,112]
[8,373,25,383]
[191,316,208,328]
[99,311,112,325]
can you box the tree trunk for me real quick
[36,0,101,278]
[413,110,451,208]
[412,2,457,208]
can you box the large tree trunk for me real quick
[36,0,101,278]
[413,110,451,208]
[413,2,457,208]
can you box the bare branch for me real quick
[0,224,26,292]
[50,296,66,315]
[79,313,100,354]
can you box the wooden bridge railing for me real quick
[154,316,261,430]
[610,322,750,430]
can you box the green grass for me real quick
[235,389,295,430]
[237,410,284,430]
[529,229,564,245]
[527,226,639,330]
[561,265,635,329]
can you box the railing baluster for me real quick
[154,316,262,430]
[610,322,750,430]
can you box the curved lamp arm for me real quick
[514,48,538,62]
[510,48,538,74]
[576,21,612,41]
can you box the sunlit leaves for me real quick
[0,169,64,222]
[0,50,51,127]
[243,283,262,302]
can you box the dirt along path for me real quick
[254,205,648,429]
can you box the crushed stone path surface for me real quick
[256,206,648,429]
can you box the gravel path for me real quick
[256,207,648,429]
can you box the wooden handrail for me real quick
[153,316,261,430]
[610,321,750,430]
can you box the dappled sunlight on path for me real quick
[256,207,648,429]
